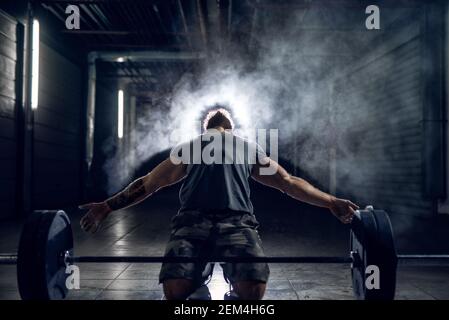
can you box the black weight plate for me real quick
[350,209,377,300]
[350,229,365,299]
[350,211,364,299]
[17,212,44,300]
[369,210,397,300]
[17,210,73,300]
[351,209,397,300]
[44,210,74,299]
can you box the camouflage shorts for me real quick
[159,209,270,285]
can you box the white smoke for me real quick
[102,5,394,201]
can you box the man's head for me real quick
[202,106,234,131]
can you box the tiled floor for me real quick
[1,192,449,300]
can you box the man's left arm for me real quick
[251,158,359,224]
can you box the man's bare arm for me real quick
[251,158,359,223]
[106,158,186,211]
[80,158,186,233]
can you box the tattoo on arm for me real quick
[106,178,147,211]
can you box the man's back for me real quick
[173,131,265,213]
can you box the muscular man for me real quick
[80,108,358,300]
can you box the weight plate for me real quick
[17,210,74,300]
[17,212,44,300]
[350,209,397,300]
[350,209,376,299]
[369,210,397,300]
[350,227,364,299]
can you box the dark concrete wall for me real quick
[32,41,83,209]
[89,80,118,200]
[0,4,85,219]
[333,4,445,224]
[0,10,20,219]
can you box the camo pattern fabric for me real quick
[159,209,270,285]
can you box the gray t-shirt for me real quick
[170,131,267,213]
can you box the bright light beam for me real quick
[118,90,124,139]
[31,19,40,110]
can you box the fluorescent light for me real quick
[31,19,40,110]
[116,57,125,63]
[118,90,124,139]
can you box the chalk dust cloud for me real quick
[103,4,397,206]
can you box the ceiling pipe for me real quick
[92,50,206,62]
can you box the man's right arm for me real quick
[80,158,186,233]
[105,158,186,211]
[251,158,359,223]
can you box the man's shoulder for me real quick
[174,132,259,149]
[228,132,254,145]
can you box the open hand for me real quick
[79,202,112,233]
[329,198,359,224]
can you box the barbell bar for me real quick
[1,208,448,300]
[2,253,449,265]
[0,254,354,264]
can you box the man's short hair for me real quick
[203,106,234,131]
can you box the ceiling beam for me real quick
[91,50,206,62]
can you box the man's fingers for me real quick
[79,203,93,210]
[338,206,354,218]
[331,198,357,224]
[341,216,351,224]
[341,215,351,224]
[80,214,94,232]
[348,201,359,210]
[80,214,88,225]
[81,219,91,231]
[345,208,355,220]
[80,213,90,227]
[343,212,354,223]
[81,221,88,231]
[80,214,101,233]
[84,221,95,233]
[80,216,87,229]
[85,220,99,234]
[90,223,100,234]
[340,208,355,224]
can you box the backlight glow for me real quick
[118,90,124,138]
[31,19,40,110]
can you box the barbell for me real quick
[0,207,448,300]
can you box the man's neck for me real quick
[211,126,225,132]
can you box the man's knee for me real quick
[163,279,195,300]
[232,281,266,300]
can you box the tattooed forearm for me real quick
[106,178,147,211]
[103,158,186,212]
